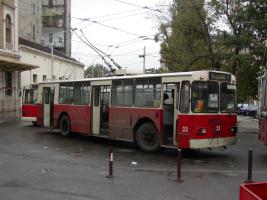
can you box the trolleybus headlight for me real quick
[197,128,207,135]
[230,126,237,133]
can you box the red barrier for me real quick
[240,182,267,200]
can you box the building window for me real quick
[49,33,53,43]
[33,26,35,40]
[5,71,12,96]
[49,0,53,8]
[43,75,47,81]
[48,16,53,26]
[59,37,62,43]
[33,74,37,83]
[6,15,11,44]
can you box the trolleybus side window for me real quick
[24,89,36,104]
[59,82,74,104]
[73,82,90,105]
[124,80,133,106]
[135,78,161,107]
[191,81,219,113]
[111,81,123,105]
[180,81,190,113]
[74,82,82,105]
[220,83,236,112]
[81,83,90,105]
[111,80,133,106]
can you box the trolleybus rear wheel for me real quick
[59,115,71,136]
[135,123,160,152]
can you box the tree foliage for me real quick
[157,0,266,101]
[84,64,110,78]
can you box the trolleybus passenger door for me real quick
[173,83,180,145]
[43,87,51,127]
[100,86,110,135]
[163,83,180,145]
[92,86,100,134]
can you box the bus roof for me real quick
[38,70,232,85]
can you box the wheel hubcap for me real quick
[142,130,155,145]
[62,120,68,132]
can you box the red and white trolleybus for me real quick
[33,70,237,152]
[21,84,39,125]
[259,71,267,145]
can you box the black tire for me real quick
[32,122,37,126]
[135,123,160,152]
[59,115,71,136]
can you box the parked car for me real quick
[237,103,249,115]
[240,105,258,117]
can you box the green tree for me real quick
[156,0,219,71]
[210,0,266,100]
[84,64,110,78]
[157,0,266,100]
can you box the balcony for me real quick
[42,16,64,28]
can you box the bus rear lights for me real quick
[197,128,207,135]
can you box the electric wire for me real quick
[72,29,117,72]
[78,18,145,38]
[113,0,163,13]
[80,30,122,70]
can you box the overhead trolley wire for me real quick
[77,18,145,38]
[72,29,122,72]
[113,0,163,13]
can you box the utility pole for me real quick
[139,46,146,74]
[51,44,54,80]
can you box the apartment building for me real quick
[0,0,37,121]
[18,0,71,57]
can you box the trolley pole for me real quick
[106,148,114,178]
[176,148,184,182]
[245,148,254,183]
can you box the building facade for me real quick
[0,0,37,121]
[17,0,43,44]
[18,0,71,57]
[19,38,84,87]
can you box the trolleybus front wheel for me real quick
[135,123,160,152]
[59,115,71,136]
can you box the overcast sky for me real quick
[71,0,170,72]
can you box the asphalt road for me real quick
[0,116,266,200]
